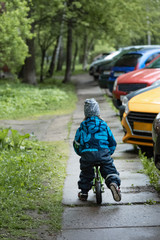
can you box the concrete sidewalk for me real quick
[57,74,160,240]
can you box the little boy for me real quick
[73,98,121,202]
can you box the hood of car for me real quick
[118,68,160,84]
[129,87,160,113]
[128,87,160,113]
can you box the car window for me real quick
[114,53,142,67]
[99,64,109,70]
[145,53,160,65]
[146,56,160,69]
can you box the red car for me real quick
[112,55,160,109]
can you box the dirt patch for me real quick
[25,210,57,240]
[0,114,72,142]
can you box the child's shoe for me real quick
[109,183,121,202]
[78,191,88,201]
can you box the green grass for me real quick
[0,79,77,120]
[52,64,86,77]
[0,77,77,239]
[0,138,69,239]
[139,150,160,192]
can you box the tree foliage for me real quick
[1,0,160,82]
[0,0,32,72]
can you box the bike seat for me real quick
[93,162,101,167]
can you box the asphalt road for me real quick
[57,74,160,240]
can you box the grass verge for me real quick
[139,150,160,192]
[0,79,77,120]
[0,138,69,240]
[0,75,78,239]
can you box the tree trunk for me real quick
[22,5,37,85]
[47,37,59,77]
[40,48,46,83]
[23,36,37,85]
[56,39,64,71]
[82,34,88,71]
[63,20,72,83]
[72,40,78,72]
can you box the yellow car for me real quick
[121,87,160,147]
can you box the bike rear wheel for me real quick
[95,180,102,204]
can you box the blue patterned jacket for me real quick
[73,116,117,156]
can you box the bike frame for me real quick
[92,165,104,193]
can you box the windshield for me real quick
[146,56,160,68]
[114,53,142,67]
[104,50,121,60]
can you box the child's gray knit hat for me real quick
[84,98,100,117]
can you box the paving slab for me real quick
[61,205,160,228]
[57,227,160,240]
[57,74,160,240]
[58,205,160,240]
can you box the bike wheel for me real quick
[95,180,102,204]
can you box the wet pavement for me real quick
[57,74,160,240]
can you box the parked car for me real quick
[98,47,137,88]
[93,53,110,62]
[121,87,160,149]
[89,53,110,76]
[152,112,160,170]
[91,50,121,80]
[97,46,153,87]
[92,45,155,82]
[112,54,160,109]
[108,48,160,93]
[119,81,160,120]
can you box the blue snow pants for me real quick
[78,150,121,193]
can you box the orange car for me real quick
[121,87,160,147]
